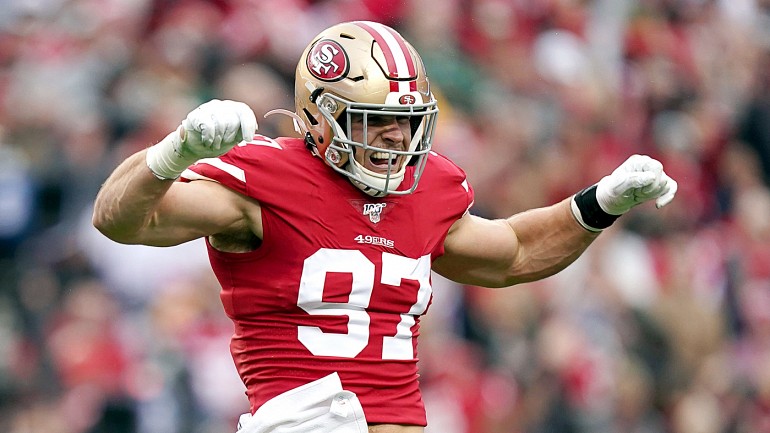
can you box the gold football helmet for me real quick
[293,21,438,197]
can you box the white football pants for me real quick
[235,372,368,433]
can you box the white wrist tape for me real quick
[145,126,199,180]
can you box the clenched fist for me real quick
[571,154,678,231]
[596,154,677,214]
[146,99,258,180]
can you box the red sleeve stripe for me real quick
[354,21,417,93]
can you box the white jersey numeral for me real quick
[380,252,432,359]
[297,248,432,359]
[241,134,282,149]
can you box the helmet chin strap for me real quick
[349,175,390,198]
[347,154,406,196]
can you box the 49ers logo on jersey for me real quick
[307,40,349,82]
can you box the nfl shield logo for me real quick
[363,203,387,223]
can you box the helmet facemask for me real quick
[315,93,438,197]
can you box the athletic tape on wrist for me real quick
[571,185,620,232]
[146,127,194,180]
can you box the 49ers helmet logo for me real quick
[307,39,349,82]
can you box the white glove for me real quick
[572,154,677,231]
[597,154,677,214]
[146,99,258,179]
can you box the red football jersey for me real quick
[182,136,474,425]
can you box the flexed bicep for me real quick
[141,179,260,247]
[93,149,258,247]
[94,99,260,247]
[434,198,598,288]
[433,213,522,287]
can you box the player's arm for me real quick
[433,155,678,288]
[93,100,258,246]
[433,198,595,287]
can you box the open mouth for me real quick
[367,150,401,172]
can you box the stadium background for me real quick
[1,0,770,432]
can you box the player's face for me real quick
[349,113,412,174]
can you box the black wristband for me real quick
[573,185,620,231]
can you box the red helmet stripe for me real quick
[382,25,418,92]
[354,21,417,92]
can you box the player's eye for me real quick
[366,115,411,126]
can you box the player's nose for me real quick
[379,119,405,144]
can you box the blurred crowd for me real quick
[1,0,770,432]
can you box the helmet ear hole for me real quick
[303,108,319,126]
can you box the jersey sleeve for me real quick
[430,150,474,216]
[179,135,286,199]
[420,151,475,259]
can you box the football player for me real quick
[93,21,676,433]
